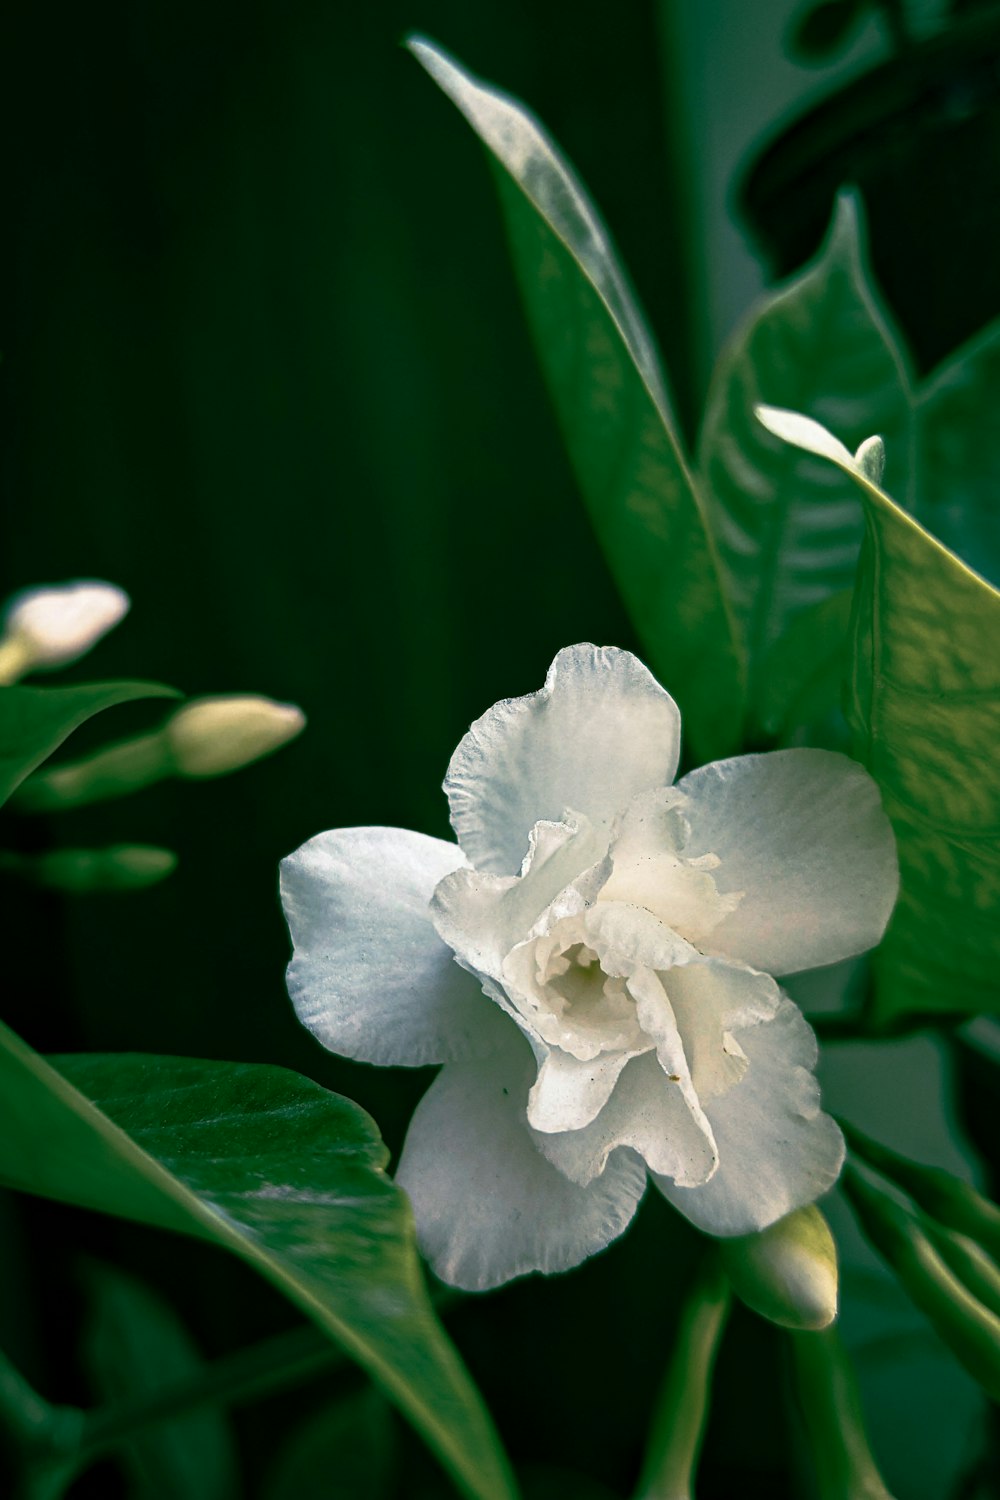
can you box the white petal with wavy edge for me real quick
[677,749,898,976]
[532,1049,719,1188]
[430,812,607,983]
[396,1028,647,1291]
[281,827,509,1066]
[445,644,682,875]
[654,998,845,1235]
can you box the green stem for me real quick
[788,1326,895,1499]
[75,1323,341,1461]
[0,1347,71,1454]
[633,1253,730,1500]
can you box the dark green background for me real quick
[2,2,998,1496]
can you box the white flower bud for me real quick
[0,581,130,678]
[720,1204,839,1331]
[166,695,306,778]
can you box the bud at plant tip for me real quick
[166,695,306,777]
[0,581,129,681]
[720,1204,839,1330]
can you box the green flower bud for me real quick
[720,1205,838,1330]
[842,1121,1000,1259]
[1,845,177,892]
[844,1167,1000,1402]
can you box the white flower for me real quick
[280,646,898,1291]
[0,580,129,680]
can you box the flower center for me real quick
[503,919,649,1061]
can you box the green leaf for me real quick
[757,406,1000,1025]
[698,192,914,730]
[755,588,853,744]
[408,36,744,762]
[81,1265,239,1500]
[0,1022,517,1500]
[0,682,179,808]
[264,1390,396,1500]
[916,316,1000,588]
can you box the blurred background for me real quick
[2,1,999,1494]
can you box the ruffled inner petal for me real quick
[533,1049,719,1188]
[600,787,743,945]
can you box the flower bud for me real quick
[842,1122,1000,1260]
[720,1205,839,1330]
[844,1167,1000,1402]
[34,845,177,892]
[0,581,129,680]
[165,695,305,778]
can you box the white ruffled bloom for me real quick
[281,646,898,1291]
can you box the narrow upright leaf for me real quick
[698,193,913,727]
[758,405,1000,1024]
[0,1022,517,1500]
[81,1266,239,1500]
[916,316,1000,588]
[408,36,743,761]
[0,682,179,807]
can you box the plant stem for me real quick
[633,1252,730,1500]
[789,1326,896,1499]
[75,1322,341,1462]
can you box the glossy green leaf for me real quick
[698,193,913,728]
[0,1021,517,1500]
[81,1265,239,1500]
[0,681,179,808]
[408,36,743,762]
[916,316,1000,588]
[758,406,1000,1024]
[755,588,853,744]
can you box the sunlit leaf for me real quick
[698,193,913,730]
[0,1022,516,1500]
[758,405,1000,1024]
[0,682,179,808]
[409,36,744,762]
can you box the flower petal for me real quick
[654,998,845,1235]
[526,1043,645,1133]
[396,1029,646,1290]
[533,1049,718,1188]
[281,827,508,1066]
[600,787,742,945]
[665,961,780,1101]
[677,749,898,975]
[431,812,606,983]
[445,644,681,874]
